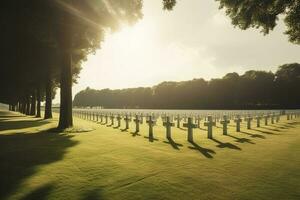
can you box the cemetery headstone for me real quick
[220,115,230,135]
[124,115,131,130]
[205,116,216,138]
[183,117,198,142]
[175,115,181,128]
[255,115,262,127]
[264,114,269,126]
[163,116,175,139]
[245,115,253,129]
[133,115,142,133]
[234,115,242,132]
[146,116,156,140]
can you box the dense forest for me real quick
[73,63,300,109]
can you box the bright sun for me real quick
[108,21,156,54]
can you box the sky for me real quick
[55,0,300,103]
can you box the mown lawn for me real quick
[0,110,299,200]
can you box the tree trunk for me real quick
[30,91,36,116]
[26,95,30,115]
[44,78,53,119]
[9,105,12,111]
[58,51,73,129]
[58,22,73,129]
[36,87,41,118]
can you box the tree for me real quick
[215,0,300,44]
[275,63,300,107]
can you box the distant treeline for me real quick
[73,63,300,109]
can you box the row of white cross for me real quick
[72,110,300,142]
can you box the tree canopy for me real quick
[0,0,167,128]
[216,0,300,44]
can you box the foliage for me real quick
[73,63,300,109]
[215,0,300,44]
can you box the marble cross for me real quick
[146,116,156,139]
[234,115,242,132]
[183,117,198,142]
[133,115,141,133]
[205,116,216,138]
[245,115,253,129]
[255,115,262,127]
[220,115,230,135]
[163,116,175,139]
[124,114,131,130]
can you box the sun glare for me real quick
[109,21,155,53]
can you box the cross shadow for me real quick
[251,128,276,135]
[113,126,120,129]
[287,121,300,125]
[163,137,183,150]
[144,136,159,142]
[268,124,289,129]
[210,138,241,150]
[240,131,266,139]
[226,134,255,144]
[259,126,281,132]
[130,131,141,137]
[121,128,128,132]
[277,124,295,129]
[188,141,216,158]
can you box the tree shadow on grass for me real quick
[0,118,51,131]
[81,188,104,200]
[0,118,78,199]
[210,138,241,150]
[0,115,25,120]
[163,137,183,150]
[20,183,55,200]
[188,141,216,158]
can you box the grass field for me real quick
[0,110,299,200]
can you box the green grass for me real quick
[0,110,299,200]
